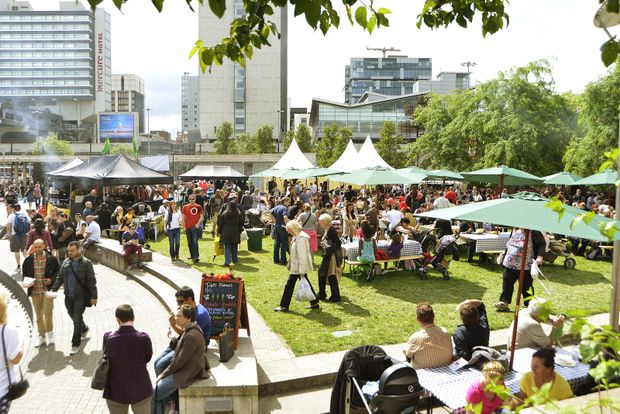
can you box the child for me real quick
[357,220,378,282]
[389,232,403,260]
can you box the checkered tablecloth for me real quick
[417,348,590,410]
[343,240,422,259]
[460,232,511,253]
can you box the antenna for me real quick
[366,46,401,58]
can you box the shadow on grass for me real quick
[543,266,610,286]
[330,296,371,317]
[285,308,342,327]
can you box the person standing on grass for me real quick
[182,194,203,263]
[217,195,244,267]
[317,213,341,302]
[164,201,182,262]
[270,197,290,266]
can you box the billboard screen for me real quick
[99,113,135,140]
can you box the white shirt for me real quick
[86,221,101,242]
[433,196,451,210]
[386,209,404,231]
[0,325,20,397]
[5,213,14,237]
[164,210,181,230]
[157,204,168,215]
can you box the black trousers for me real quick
[499,267,534,306]
[318,254,340,301]
[279,274,320,308]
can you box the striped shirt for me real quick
[33,252,47,296]
[403,324,453,369]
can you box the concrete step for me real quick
[122,266,178,313]
[259,386,332,414]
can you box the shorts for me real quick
[9,234,26,253]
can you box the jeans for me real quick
[64,296,88,347]
[122,244,143,266]
[185,227,199,259]
[273,226,288,264]
[154,346,175,376]
[151,375,177,414]
[167,228,180,258]
[224,243,238,265]
[279,274,319,309]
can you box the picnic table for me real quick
[459,232,511,253]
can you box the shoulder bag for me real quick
[69,258,93,307]
[91,333,110,390]
[1,326,28,400]
[218,323,235,363]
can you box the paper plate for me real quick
[555,356,576,367]
[19,277,35,288]
[44,291,58,299]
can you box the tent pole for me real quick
[508,228,530,371]
[610,115,620,331]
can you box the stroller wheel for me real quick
[564,258,576,269]
[419,270,428,280]
[442,271,450,280]
[366,268,376,282]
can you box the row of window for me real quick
[0,61,89,68]
[0,24,90,31]
[0,14,91,21]
[1,88,92,95]
[0,70,91,76]
[0,51,91,58]
[0,79,91,86]
[0,43,90,49]
[0,33,90,40]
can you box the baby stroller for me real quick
[413,229,459,281]
[331,345,424,414]
[544,240,576,269]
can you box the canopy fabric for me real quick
[398,166,429,176]
[271,138,314,170]
[329,140,360,173]
[45,157,83,176]
[574,169,618,186]
[357,135,393,170]
[461,166,542,186]
[179,165,247,181]
[416,192,620,242]
[140,155,170,172]
[542,172,583,185]
[279,168,338,179]
[427,169,464,181]
[250,168,288,178]
[48,155,173,185]
[331,167,425,186]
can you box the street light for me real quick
[32,110,42,139]
[460,61,477,88]
[276,109,285,153]
[146,107,152,156]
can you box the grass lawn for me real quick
[148,228,613,356]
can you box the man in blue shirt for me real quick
[270,197,290,265]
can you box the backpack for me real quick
[13,213,29,236]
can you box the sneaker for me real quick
[273,306,289,312]
[47,332,55,345]
[125,264,133,271]
[305,304,320,310]
[81,327,90,339]
[495,302,510,312]
[34,335,46,348]
[380,269,389,275]
[137,262,146,268]
[69,345,80,355]
[14,266,21,273]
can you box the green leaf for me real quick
[601,38,620,67]
[608,0,620,14]
[355,6,367,28]
[570,211,595,230]
[189,40,203,59]
[319,12,330,35]
[151,0,164,12]
[598,221,619,241]
[545,197,565,222]
[346,6,354,25]
[208,0,226,18]
[88,0,105,10]
[367,14,376,34]
[456,15,467,28]
[376,7,391,15]
[305,0,321,28]
[112,0,124,9]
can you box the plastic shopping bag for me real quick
[295,277,316,302]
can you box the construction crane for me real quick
[366,46,401,57]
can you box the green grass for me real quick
[148,229,613,356]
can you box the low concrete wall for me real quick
[179,333,259,414]
[83,238,152,273]
[520,387,620,413]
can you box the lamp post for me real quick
[460,61,476,89]
[276,109,284,153]
[146,107,151,156]
[32,110,42,139]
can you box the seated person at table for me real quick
[394,217,415,237]
[121,224,145,270]
[454,299,490,361]
[403,303,453,369]
[515,348,573,408]
[456,361,507,414]
[508,298,564,349]
[131,201,152,217]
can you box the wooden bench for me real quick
[479,249,504,265]
[344,255,424,280]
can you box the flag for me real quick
[132,136,138,157]
[102,137,110,155]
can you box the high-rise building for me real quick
[0,0,111,141]
[111,73,145,132]
[344,56,432,104]
[198,0,287,148]
[181,74,199,132]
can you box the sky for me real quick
[26,0,615,136]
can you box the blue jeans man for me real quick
[185,227,199,261]
[167,228,180,259]
[224,243,238,266]
[273,226,288,265]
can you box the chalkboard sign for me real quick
[200,277,250,349]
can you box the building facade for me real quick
[198,0,287,147]
[344,56,432,104]
[111,73,145,132]
[181,74,199,132]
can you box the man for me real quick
[344,185,357,202]
[182,194,203,263]
[240,190,253,212]
[82,201,94,218]
[154,286,211,376]
[157,199,169,215]
[8,203,30,272]
[299,187,312,205]
[507,298,564,349]
[209,190,224,237]
[121,224,145,270]
[453,299,490,361]
[103,304,153,414]
[270,197,289,265]
[403,303,453,369]
[444,187,457,205]
[51,240,98,355]
[82,189,99,210]
[131,201,152,217]
[433,192,451,209]
[81,215,101,251]
[386,204,404,234]
[4,185,18,214]
[23,239,60,348]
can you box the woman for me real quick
[119,208,135,245]
[44,207,60,255]
[164,201,182,262]
[95,203,112,235]
[495,229,546,312]
[74,213,85,240]
[317,213,341,302]
[0,292,24,413]
[25,186,34,209]
[298,203,318,253]
[343,202,356,242]
[217,198,244,267]
[110,206,124,232]
[516,348,573,407]
[56,212,74,260]
[152,305,209,414]
[274,221,320,312]
[33,182,42,209]
[25,218,53,252]
[460,361,507,414]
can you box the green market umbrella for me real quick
[427,169,464,181]
[397,166,430,176]
[461,165,543,187]
[280,168,338,179]
[574,169,618,186]
[331,167,426,186]
[542,172,583,186]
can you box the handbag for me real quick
[1,326,29,400]
[91,333,110,390]
[240,229,248,241]
[218,323,235,363]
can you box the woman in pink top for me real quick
[26,218,54,252]
[458,361,508,414]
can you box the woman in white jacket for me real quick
[274,220,320,312]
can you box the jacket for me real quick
[289,232,313,275]
[51,255,98,304]
[102,326,153,404]
[162,322,210,389]
[217,205,244,244]
[22,250,60,297]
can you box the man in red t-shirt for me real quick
[444,187,457,205]
[182,194,203,262]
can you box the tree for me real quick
[315,124,349,167]
[563,63,620,176]
[255,125,276,153]
[281,130,295,152]
[110,143,134,156]
[295,123,314,153]
[409,61,578,176]
[213,121,237,154]
[376,121,406,168]
[32,133,74,156]
[236,132,258,154]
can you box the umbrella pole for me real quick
[508,229,531,371]
[610,116,620,330]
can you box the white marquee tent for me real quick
[271,138,314,170]
[328,140,360,173]
[357,135,393,169]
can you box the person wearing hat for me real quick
[121,224,145,270]
[158,199,170,215]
